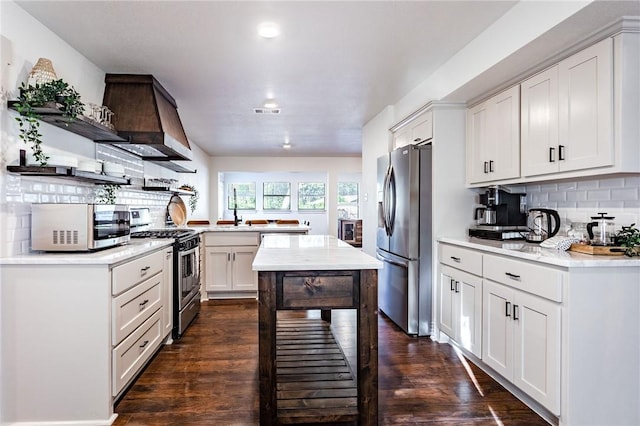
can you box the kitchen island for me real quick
[252,234,382,425]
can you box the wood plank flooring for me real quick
[114,299,548,425]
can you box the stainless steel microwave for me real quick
[31,204,130,251]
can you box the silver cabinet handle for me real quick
[505,301,511,317]
[450,278,455,292]
[505,272,521,280]
[450,256,461,263]
[139,299,149,311]
[139,340,149,350]
[454,281,460,293]
[513,304,519,320]
[140,266,151,276]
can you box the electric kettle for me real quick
[525,208,561,243]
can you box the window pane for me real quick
[228,183,256,210]
[264,182,290,195]
[337,182,359,218]
[299,182,325,210]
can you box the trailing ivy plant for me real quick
[615,224,640,257]
[95,184,121,205]
[13,79,84,166]
[180,183,199,213]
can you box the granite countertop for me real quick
[253,234,382,271]
[190,224,311,233]
[0,240,173,266]
[439,237,640,268]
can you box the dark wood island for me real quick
[253,234,382,425]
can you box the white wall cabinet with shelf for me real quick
[392,110,433,149]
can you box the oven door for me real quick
[178,245,200,309]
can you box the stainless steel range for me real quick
[130,208,201,339]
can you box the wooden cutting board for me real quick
[569,244,625,256]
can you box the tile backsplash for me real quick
[525,175,640,233]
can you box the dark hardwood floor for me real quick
[114,300,548,425]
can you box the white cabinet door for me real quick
[393,127,410,149]
[232,247,258,291]
[457,271,482,358]
[439,268,456,338]
[482,280,513,379]
[489,85,521,181]
[467,86,520,184]
[513,291,561,415]
[521,66,560,177]
[466,101,489,184]
[205,247,232,292]
[558,38,613,172]
[162,248,174,337]
[411,111,433,144]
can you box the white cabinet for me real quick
[204,232,259,296]
[466,85,520,184]
[205,246,258,292]
[558,37,613,171]
[393,110,433,149]
[438,244,483,357]
[482,255,561,415]
[162,248,174,338]
[439,265,483,357]
[522,38,613,177]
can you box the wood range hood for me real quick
[102,74,194,171]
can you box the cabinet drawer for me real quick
[204,232,258,247]
[112,250,163,295]
[278,272,357,309]
[112,308,163,396]
[112,274,162,345]
[439,244,483,276]
[483,254,563,302]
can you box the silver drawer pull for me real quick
[139,340,149,350]
[505,272,521,280]
[450,256,461,263]
[140,266,151,275]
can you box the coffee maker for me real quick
[469,186,527,240]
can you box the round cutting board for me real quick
[168,194,187,226]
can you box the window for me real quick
[298,182,326,210]
[337,182,359,219]
[227,183,256,210]
[263,182,291,210]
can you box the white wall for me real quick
[209,156,361,236]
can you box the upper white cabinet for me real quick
[470,30,639,186]
[466,85,521,184]
[393,110,433,149]
[522,38,614,177]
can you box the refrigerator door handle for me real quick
[383,165,392,236]
[376,251,409,268]
[387,165,396,236]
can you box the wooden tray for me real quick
[569,244,625,256]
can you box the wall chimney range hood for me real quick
[101,74,193,165]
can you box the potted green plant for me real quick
[13,79,85,166]
[615,224,640,257]
[95,184,121,205]
[179,183,199,213]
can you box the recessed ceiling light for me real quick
[282,142,291,149]
[264,99,278,109]
[258,22,279,39]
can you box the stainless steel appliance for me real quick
[130,209,200,339]
[587,212,616,246]
[469,186,527,240]
[31,203,130,251]
[524,208,561,243]
[376,144,432,336]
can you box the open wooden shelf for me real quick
[7,165,130,185]
[8,101,127,143]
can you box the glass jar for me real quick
[567,222,589,243]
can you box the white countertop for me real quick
[191,224,311,233]
[0,240,173,266]
[253,234,382,271]
[439,237,640,268]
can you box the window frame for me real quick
[337,181,359,219]
[227,182,257,211]
[297,182,326,211]
[263,182,291,211]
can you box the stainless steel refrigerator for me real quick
[377,144,432,336]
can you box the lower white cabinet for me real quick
[162,248,174,338]
[483,279,561,414]
[205,246,258,292]
[439,265,482,358]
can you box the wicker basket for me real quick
[27,58,57,86]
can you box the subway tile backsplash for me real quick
[526,175,640,230]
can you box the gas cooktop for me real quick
[130,229,196,239]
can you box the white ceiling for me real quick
[14,1,640,158]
